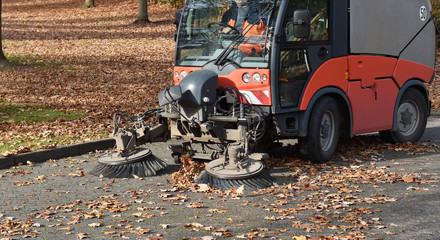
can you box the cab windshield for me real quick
[176,0,276,68]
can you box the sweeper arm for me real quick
[112,109,170,154]
[89,109,169,178]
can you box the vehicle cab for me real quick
[169,0,435,163]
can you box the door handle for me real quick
[318,47,328,59]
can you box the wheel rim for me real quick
[320,110,336,152]
[397,100,420,136]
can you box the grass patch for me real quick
[2,52,68,71]
[0,131,109,154]
[142,40,158,46]
[0,102,110,155]
[0,103,85,123]
[0,135,77,153]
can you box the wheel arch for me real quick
[298,87,352,137]
[391,79,430,131]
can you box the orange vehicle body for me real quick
[174,54,434,136]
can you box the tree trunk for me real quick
[135,0,150,23]
[0,0,9,65]
[83,0,95,8]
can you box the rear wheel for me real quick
[379,88,428,143]
[298,96,341,163]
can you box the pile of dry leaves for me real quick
[0,0,176,155]
[171,155,206,189]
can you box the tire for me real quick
[379,88,428,143]
[298,96,341,163]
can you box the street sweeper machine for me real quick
[91,0,436,189]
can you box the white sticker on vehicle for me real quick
[420,6,427,21]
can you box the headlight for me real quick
[180,71,188,79]
[174,71,179,79]
[252,73,261,83]
[243,73,251,83]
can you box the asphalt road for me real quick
[1,116,440,239]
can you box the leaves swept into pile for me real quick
[172,155,206,189]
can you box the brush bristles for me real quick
[195,169,273,190]
[89,154,167,178]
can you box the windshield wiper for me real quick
[214,0,277,67]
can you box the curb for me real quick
[431,108,440,116]
[0,138,115,170]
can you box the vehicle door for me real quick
[276,0,331,110]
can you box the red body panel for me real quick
[173,67,271,105]
[299,56,431,135]
[346,56,399,134]
[217,69,270,90]
[347,79,399,135]
[174,55,433,135]
[393,59,435,87]
[348,56,397,88]
[173,66,202,84]
[219,69,271,105]
[299,57,349,111]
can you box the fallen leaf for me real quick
[160,224,169,229]
[76,233,88,239]
[184,223,203,228]
[236,185,245,195]
[58,227,71,231]
[202,236,215,240]
[88,222,102,228]
[402,175,415,183]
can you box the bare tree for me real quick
[134,0,150,23]
[83,0,95,8]
[0,0,8,65]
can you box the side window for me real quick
[279,49,310,108]
[283,0,328,42]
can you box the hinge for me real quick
[275,34,285,43]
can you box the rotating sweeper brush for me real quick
[90,110,168,178]
[195,144,273,190]
[90,148,166,178]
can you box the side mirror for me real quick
[293,9,310,38]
